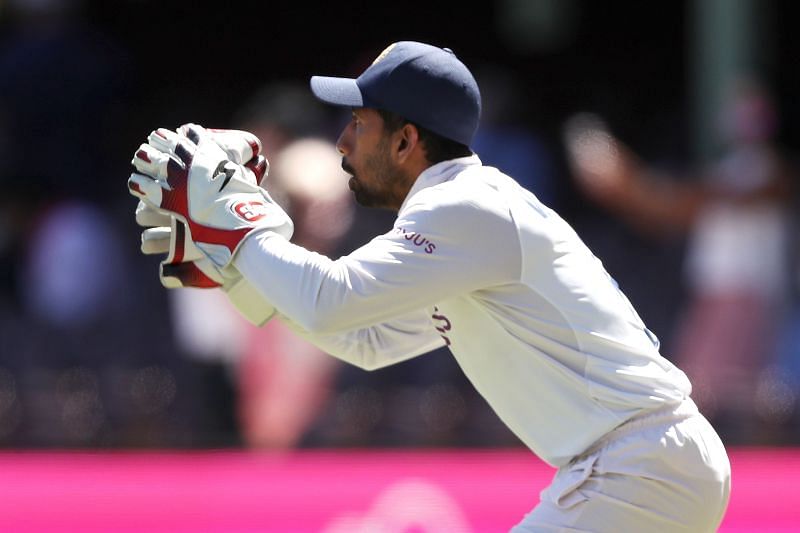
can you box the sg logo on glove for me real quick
[232,201,271,222]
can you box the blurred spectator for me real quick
[472,65,557,205]
[166,82,356,449]
[20,200,129,327]
[0,0,213,448]
[230,80,337,155]
[565,76,795,441]
[234,138,354,448]
[0,0,137,318]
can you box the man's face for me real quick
[336,108,403,210]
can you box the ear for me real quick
[395,123,420,163]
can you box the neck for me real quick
[387,159,432,211]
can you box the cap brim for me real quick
[309,76,364,107]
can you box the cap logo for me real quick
[372,43,397,65]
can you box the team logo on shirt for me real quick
[395,227,437,254]
[432,306,452,346]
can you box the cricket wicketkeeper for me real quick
[128,41,730,531]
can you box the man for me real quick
[129,41,730,531]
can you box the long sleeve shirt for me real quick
[233,154,692,467]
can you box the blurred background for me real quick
[0,0,799,530]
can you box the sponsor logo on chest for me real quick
[395,227,437,254]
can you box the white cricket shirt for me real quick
[234,155,692,467]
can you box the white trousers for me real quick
[512,399,731,532]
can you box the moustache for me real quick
[341,159,355,176]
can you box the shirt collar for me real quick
[399,154,482,212]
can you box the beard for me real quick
[342,140,401,209]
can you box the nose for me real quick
[335,123,351,156]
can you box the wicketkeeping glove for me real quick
[128,124,294,276]
[134,124,271,289]
[132,125,282,325]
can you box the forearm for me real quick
[276,313,445,370]
[234,228,499,335]
[234,231,395,333]
[223,263,444,369]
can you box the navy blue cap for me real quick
[310,41,482,147]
